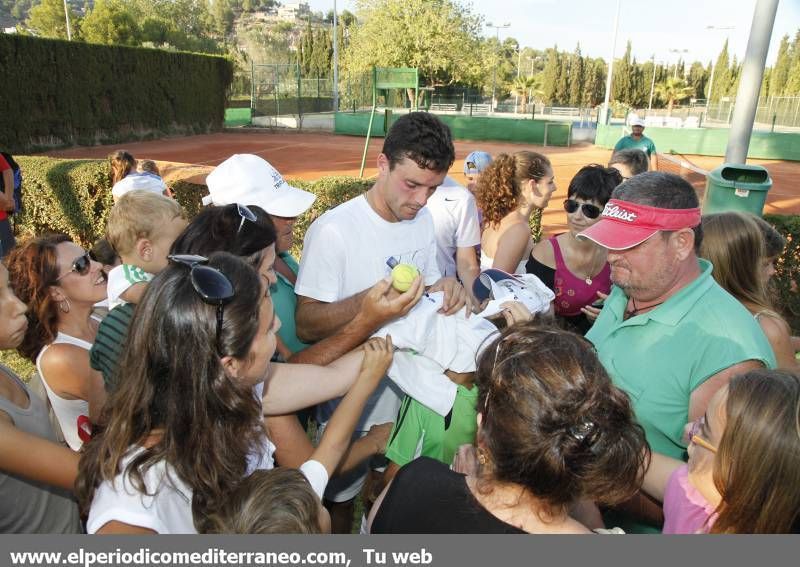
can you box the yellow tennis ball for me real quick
[391,263,419,292]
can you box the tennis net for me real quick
[656,153,709,198]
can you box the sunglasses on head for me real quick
[168,254,235,355]
[236,203,257,236]
[55,252,92,282]
[563,199,602,219]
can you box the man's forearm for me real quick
[288,310,377,366]
[456,248,480,306]
[295,289,369,343]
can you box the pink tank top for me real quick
[551,236,611,317]
[663,464,718,534]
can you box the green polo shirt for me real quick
[613,134,657,157]
[272,252,310,355]
[386,384,479,468]
[587,259,775,459]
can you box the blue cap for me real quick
[472,268,517,303]
[463,151,493,175]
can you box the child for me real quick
[641,369,800,533]
[138,160,174,198]
[108,150,136,185]
[202,336,395,534]
[105,191,187,310]
[138,159,161,177]
[109,152,169,202]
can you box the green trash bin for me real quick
[702,163,772,216]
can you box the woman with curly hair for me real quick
[6,234,107,450]
[476,151,556,274]
[369,321,649,533]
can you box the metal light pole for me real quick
[601,0,621,125]
[487,22,510,113]
[62,0,72,40]
[725,0,779,163]
[515,46,522,114]
[704,26,735,116]
[648,55,657,111]
[332,0,338,112]
[669,48,689,79]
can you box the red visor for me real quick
[578,199,701,250]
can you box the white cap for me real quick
[203,154,316,217]
[112,173,167,199]
[629,116,645,127]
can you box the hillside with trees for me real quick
[2,0,799,111]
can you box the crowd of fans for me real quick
[0,112,798,535]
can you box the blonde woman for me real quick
[476,152,556,274]
[700,212,796,368]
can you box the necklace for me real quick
[624,297,666,320]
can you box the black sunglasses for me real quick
[168,254,235,355]
[236,203,257,235]
[563,199,602,219]
[55,252,92,282]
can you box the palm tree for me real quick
[655,77,695,115]
[511,76,541,113]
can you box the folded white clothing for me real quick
[388,352,457,417]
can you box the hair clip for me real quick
[569,420,596,442]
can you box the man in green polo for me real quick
[579,172,775,532]
[614,116,658,171]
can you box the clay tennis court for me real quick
[43,130,800,234]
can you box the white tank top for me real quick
[480,252,528,274]
[35,329,95,451]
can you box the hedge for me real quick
[764,214,800,333]
[0,34,233,154]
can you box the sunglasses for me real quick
[236,203,257,236]
[168,254,235,355]
[55,252,92,282]
[688,415,717,453]
[563,199,602,219]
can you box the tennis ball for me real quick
[391,263,420,292]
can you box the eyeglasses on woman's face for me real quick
[55,252,92,282]
[689,415,717,453]
[563,199,602,219]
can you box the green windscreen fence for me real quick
[225,108,252,127]
[335,112,571,146]
[596,124,800,161]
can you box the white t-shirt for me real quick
[107,264,153,310]
[88,441,277,535]
[87,449,197,534]
[295,194,441,500]
[425,177,481,278]
[299,459,329,499]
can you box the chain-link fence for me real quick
[635,95,800,133]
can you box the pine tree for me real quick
[687,62,708,100]
[555,50,570,105]
[584,58,607,107]
[769,35,791,96]
[784,31,800,94]
[568,44,585,107]
[542,46,561,104]
[710,39,731,103]
[612,41,634,104]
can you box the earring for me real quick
[477,447,488,466]
[59,298,71,313]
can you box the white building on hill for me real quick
[277,2,310,21]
